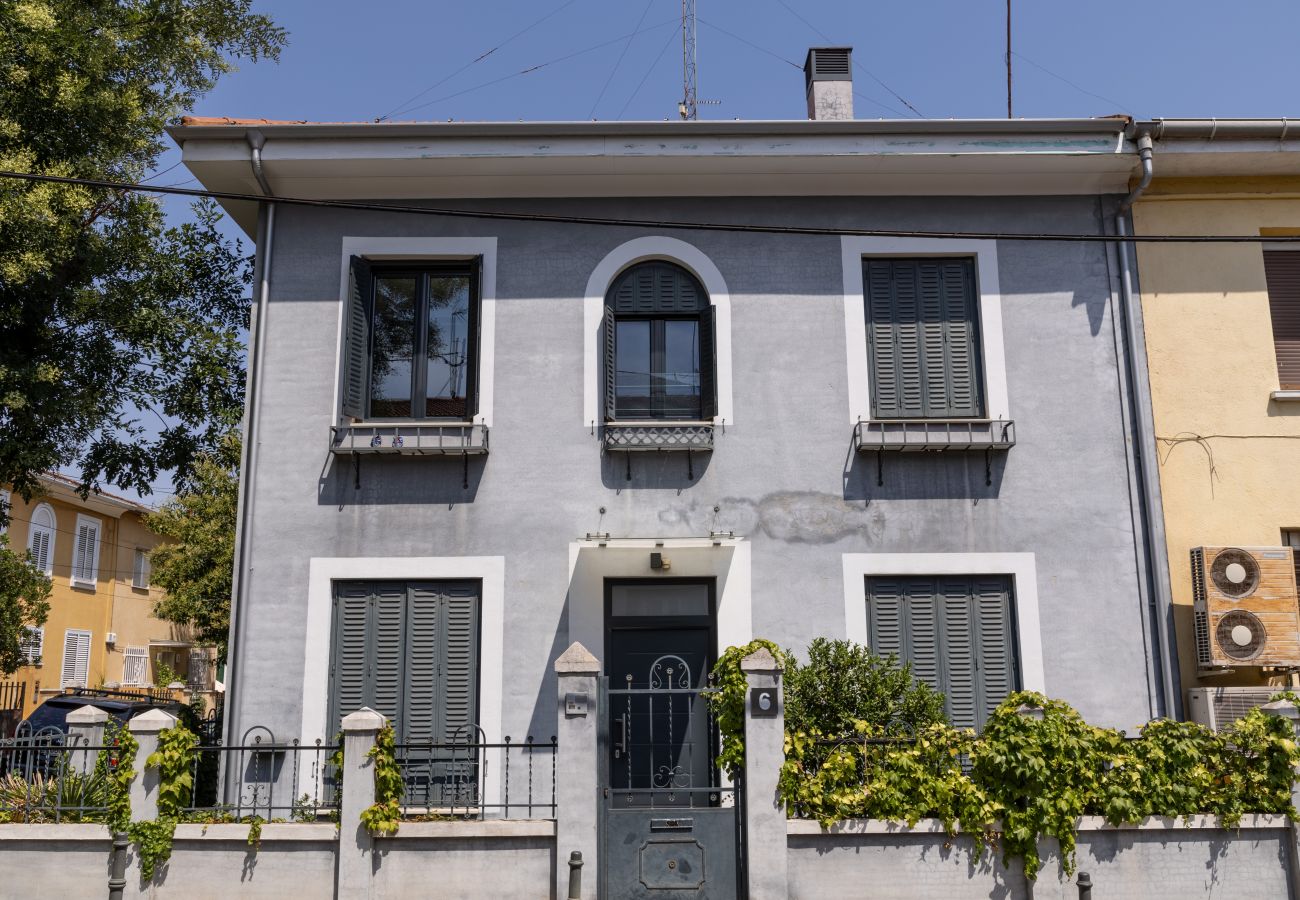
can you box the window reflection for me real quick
[369,276,417,417]
[425,275,471,417]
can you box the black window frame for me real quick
[349,260,482,423]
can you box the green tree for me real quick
[0,0,285,510]
[144,433,237,658]
[0,536,51,674]
[783,638,947,737]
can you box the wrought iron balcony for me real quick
[601,421,715,452]
[854,419,1016,453]
[330,423,489,456]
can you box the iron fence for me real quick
[393,730,556,820]
[184,729,340,822]
[0,681,24,738]
[0,730,120,823]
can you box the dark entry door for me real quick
[602,580,740,900]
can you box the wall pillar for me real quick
[338,707,385,900]
[1262,699,1300,900]
[742,647,788,900]
[127,708,177,822]
[555,642,600,900]
[65,704,107,776]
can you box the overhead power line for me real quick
[3,168,1300,244]
[617,22,682,119]
[589,0,657,119]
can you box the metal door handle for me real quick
[613,716,626,758]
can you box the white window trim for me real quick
[71,513,102,588]
[583,236,735,426]
[303,556,504,773]
[335,237,498,427]
[565,538,752,667]
[840,237,1011,424]
[61,628,92,688]
[28,502,56,576]
[841,552,1045,694]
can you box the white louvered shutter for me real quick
[20,627,43,664]
[72,518,100,585]
[61,630,91,688]
[122,646,148,685]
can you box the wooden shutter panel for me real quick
[939,578,979,731]
[1264,251,1300,389]
[891,261,924,416]
[918,263,948,416]
[699,304,717,419]
[403,585,441,744]
[61,631,90,688]
[342,256,373,420]
[866,578,904,660]
[903,579,943,697]
[972,577,1016,730]
[866,262,901,417]
[603,305,618,421]
[438,585,481,742]
[940,260,983,417]
[370,584,407,732]
[330,584,372,730]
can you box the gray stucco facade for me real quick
[225,189,1161,746]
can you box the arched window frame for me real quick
[27,503,56,576]
[603,260,715,422]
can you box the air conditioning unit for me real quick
[1186,686,1281,730]
[1192,546,1300,669]
[105,632,117,646]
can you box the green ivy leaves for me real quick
[360,724,403,837]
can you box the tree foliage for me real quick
[0,0,285,507]
[0,536,50,674]
[144,432,237,657]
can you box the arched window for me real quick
[604,261,716,421]
[27,503,55,576]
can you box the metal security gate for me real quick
[600,658,741,899]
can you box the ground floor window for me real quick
[328,580,481,744]
[865,575,1019,731]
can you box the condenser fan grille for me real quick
[1210,548,1261,598]
[1215,610,1267,661]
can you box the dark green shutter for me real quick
[972,578,1016,731]
[865,259,983,419]
[939,578,979,731]
[866,578,904,660]
[603,306,617,421]
[342,256,373,420]
[371,583,406,728]
[404,585,441,743]
[330,583,371,728]
[438,585,481,742]
[699,304,717,419]
[903,579,941,694]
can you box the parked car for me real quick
[18,688,193,737]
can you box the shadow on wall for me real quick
[318,454,486,508]
[842,450,1008,504]
[524,605,569,745]
[600,449,712,491]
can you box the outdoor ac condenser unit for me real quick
[105,632,117,646]
[1186,686,1281,731]
[1191,546,1300,668]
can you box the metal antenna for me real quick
[679,0,697,120]
[1005,0,1013,118]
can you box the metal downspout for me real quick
[223,130,275,767]
[1115,133,1180,720]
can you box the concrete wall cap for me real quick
[66,705,110,725]
[554,641,600,675]
[128,707,178,732]
[1260,699,1299,717]
[740,647,782,673]
[340,707,387,732]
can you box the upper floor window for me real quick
[71,514,101,587]
[341,258,481,422]
[865,257,985,419]
[604,261,716,421]
[27,503,55,576]
[1263,250,1300,389]
[132,548,151,590]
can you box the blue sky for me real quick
[131,0,1300,499]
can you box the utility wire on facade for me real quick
[5,168,1300,243]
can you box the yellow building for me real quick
[1,473,217,719]
[1132,121,1300,703]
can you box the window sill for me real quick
[1270,390,1300,402]
[602,421,715,451]
[70,580,97,592]
[330,423,489,456]
[854,419,1016,452]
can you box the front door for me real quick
[601,580,740,900]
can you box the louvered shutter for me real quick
[72,520,98,584]
[939,579,979,731]
[437,585,481,742]
[972,578,1016,730]
[403,585,441,744]
[61,630,90,688]
[919,264,948,415]
[370,583,407,731]
[342,256,373,420]
[30,529,50,575]
[603,306,617,421]
[902,579,942,696]
[699,304,717,419]
[866,578,904,660]
[1263,251,1300,388]
[330,584,372,729]
[940,260,982,417]
[892,261,924,416]
[866,262,901,417]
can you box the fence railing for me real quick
[185,731,339,822]
[0,731,121,823]
[393,732,556,820]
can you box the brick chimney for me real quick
[804,47,853,120]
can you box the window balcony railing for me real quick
[330,423,489,456]
[853,418,1016,453]
[601,421,715,452]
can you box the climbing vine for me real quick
[705,639,784,778]
[100,723,138,835]
[358,724,403,836]
[128,724,198,881]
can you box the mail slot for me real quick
[650,818,694,832]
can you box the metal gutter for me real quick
[1144,119,1298,141]
[167,116,1132,142]
[1114,133,1181,719]
[223,130,275,768]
